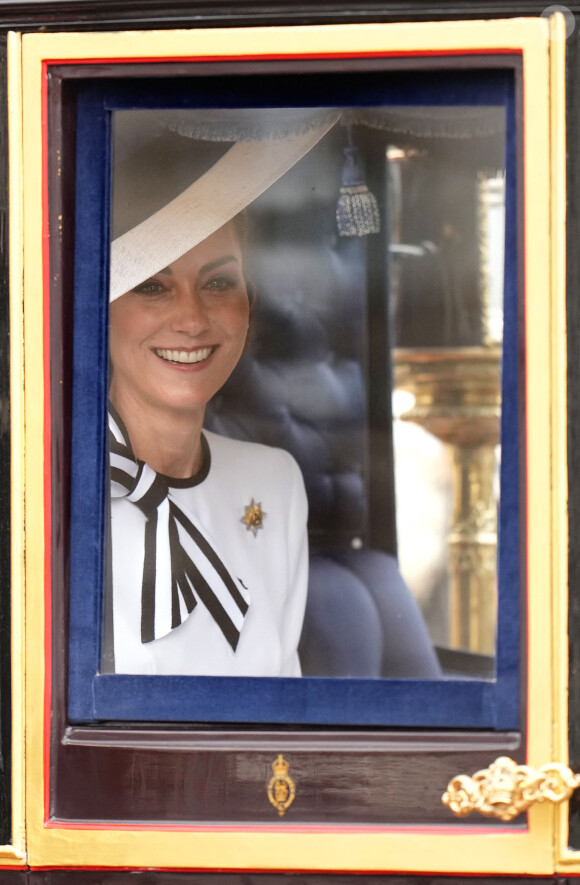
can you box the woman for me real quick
[106,110,338,676]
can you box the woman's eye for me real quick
[131,279,167,295]
[204,274,238,292]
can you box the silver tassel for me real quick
[336,127,380,238]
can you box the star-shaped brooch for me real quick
[241,498,266,537]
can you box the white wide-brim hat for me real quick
[109,108,340,302]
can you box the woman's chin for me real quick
[152,392,210,416]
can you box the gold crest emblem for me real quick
[241,498,266,536]
[267,754,296,817]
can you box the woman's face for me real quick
[109,222,250,418]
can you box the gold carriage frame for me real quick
[4,16,570,872]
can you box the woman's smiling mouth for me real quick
[154,346,215,365]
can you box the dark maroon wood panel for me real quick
[53,727,523,824]
[0,0,563,30]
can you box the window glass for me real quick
[66,70,518,727]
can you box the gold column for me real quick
[394,346,501,654]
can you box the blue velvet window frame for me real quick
[67,66,520,727]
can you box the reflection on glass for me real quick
[391,114,505,677]
[480,173,506,345]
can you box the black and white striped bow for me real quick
[108,405,250,648]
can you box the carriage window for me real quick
[64,68,518,727]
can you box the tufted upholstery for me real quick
[205,127,441,679]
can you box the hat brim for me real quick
[109,114,339,302]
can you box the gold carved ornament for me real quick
[267,754,296,817]
[442,755,580,821]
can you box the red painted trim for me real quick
[41,47,523,67]
[38,42,529,846]
[41,60,53,826]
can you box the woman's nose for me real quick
[170,287,210,334]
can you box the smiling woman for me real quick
[108,224,250,478]
[103,111,336,676]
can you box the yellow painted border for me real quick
[4,29,27,866]
[17,18,562,872]
[544,12,579,875]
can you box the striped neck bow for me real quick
[108,405,250,648]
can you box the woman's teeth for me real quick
[155,347,213,365]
